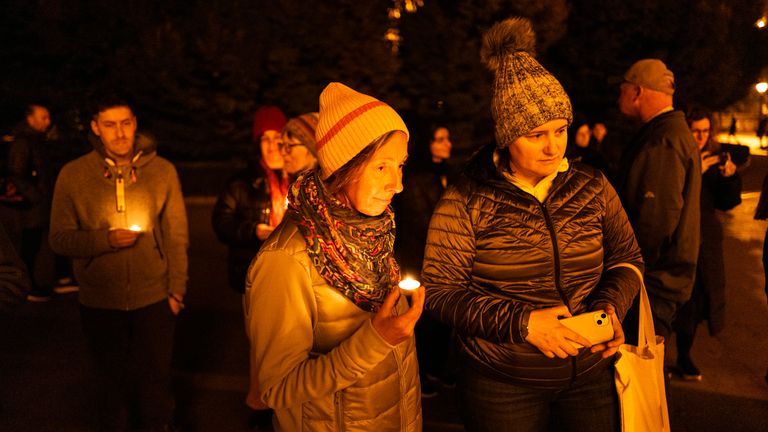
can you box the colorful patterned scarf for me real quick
[287,171,400,312]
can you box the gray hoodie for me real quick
[49,132,188,310]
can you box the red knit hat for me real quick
[252,106,287,141]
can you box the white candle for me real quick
[398,277,421,294]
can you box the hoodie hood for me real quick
[88,131,158,167]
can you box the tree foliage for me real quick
[0,0,766,160]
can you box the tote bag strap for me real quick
[607,263,657,348]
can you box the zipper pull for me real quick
[116,171,126,213]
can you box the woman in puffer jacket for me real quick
[421,18,644,432]
[244,82,424,431]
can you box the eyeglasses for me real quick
[278,142,306,154]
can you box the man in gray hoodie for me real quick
[49,94,188,431]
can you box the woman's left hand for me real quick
[589,304,624,358]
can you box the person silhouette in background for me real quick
[670,107,740,381]
[7,102,55,302]
[394,121,455,398]
[212,105,288,429]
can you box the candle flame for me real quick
[129,225,143,232]
[398,277,420,291]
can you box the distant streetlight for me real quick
[756,82,768,147]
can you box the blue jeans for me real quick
[458,363,618,432]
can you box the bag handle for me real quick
[607,263,657,348]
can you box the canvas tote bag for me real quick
[611,263,670,432]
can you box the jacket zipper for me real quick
[539,202,567,305]
[334,391,345,432]
[394,345,406,431]
[540,201,578,384]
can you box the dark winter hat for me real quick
[283,112,320,157]
[252,106,287,141]
[480,17,573,148]
[623,59,675,95]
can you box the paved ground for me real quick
[1,155,768,431]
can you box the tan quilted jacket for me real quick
[244,220,422,431]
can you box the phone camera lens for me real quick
[597,319,603,325]
[600,313,606,319]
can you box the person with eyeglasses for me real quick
[280,113,319,181]
[211,105,289,430]
[669,107,741,382]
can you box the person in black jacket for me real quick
[422,18,643,431]
[670,108,741,381]
[616,59,701,345]
[394,121,455,397]
[211,105,288,429]
[7,103,55,302]
[212,106,289,294]
[0,222,31,314]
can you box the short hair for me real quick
[89,92,136,120]
[324,131,396,195]
[685,106,712,127]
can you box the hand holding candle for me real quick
[372,278,425,345]
[108,227,141,248]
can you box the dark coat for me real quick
[422,144,643,389]
[393,160,452,276]
[211,165,275,293]
[694,145,742,335]
[0,222,31,313]
[7,123,53,229]
[618,110,702,304]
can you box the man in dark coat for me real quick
[7,103,55,301]
[616,59,702,343]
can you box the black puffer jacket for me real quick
[422,144,643,389]
[212,165,275,293]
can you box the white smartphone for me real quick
[559,310,614,349]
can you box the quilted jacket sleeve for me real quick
[245,248,395,409]
[422,184,532,344]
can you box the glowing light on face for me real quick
[261,130,284,169]
[92,106,137,163]
[507,119,568,187]
[341,131,408,216]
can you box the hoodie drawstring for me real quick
[103,151,143,213]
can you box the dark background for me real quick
[1,0,767,162]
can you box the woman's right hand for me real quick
[700,150,720,174]
[371,286,425,346]
[525,305,592,359]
